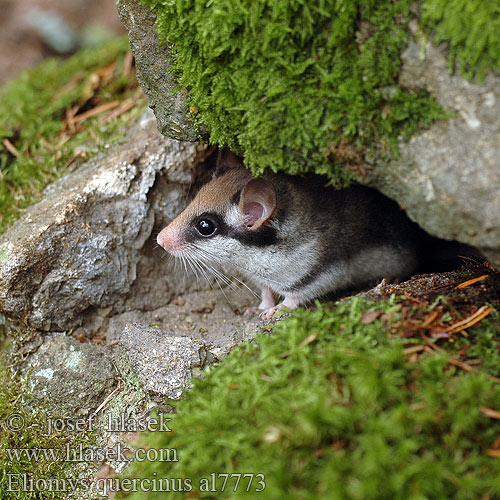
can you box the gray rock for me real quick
[26,7,78,54]
[115,288,261,399]
[360,35,500,266]
[117,0,204,142]
[23,334,114,416]
[119,323,213,399]
[0,111,210,332]
[106,288,258,344]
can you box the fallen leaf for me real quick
[102,99,136,123]
[2,138,20,157]
[431,331,450,339]
[446,306,494,334]
[73,101,120,124]
[361,311,380,324]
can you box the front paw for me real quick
[244,305,280,319]
[244,306,262,316]
[260,304,286,321]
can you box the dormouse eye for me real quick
[196,218,217,237]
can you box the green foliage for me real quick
[141,0,445,180]
[120,299,500,499]
[0,37,141,234]
[422,0,500,79]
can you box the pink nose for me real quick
[157,225,183,252]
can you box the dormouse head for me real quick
[157,150,278,259]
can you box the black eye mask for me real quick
[191,213,225,239]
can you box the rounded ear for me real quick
[239,178,276,231]
[214,148,244,177]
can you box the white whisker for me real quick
[195,252,258,299]
[196,258,241,297]
[189,254,232,304]
[185,254,201,287]
[192,245,294,292]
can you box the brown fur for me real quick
[170,168,252,232]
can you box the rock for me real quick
[357,37,500,267]
[0,110,210,332]
[106,288,258,345]
[118,324,213,399]
[117,0,204,142]
[23,334,114,416]
[114,288,260,399]
[26,7,79,54]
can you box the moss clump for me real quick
[120,298,500,499]
[141,0,444,181]
[422,0,500,80]
[0,37,143,234]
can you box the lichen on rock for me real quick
[23,335,115,416]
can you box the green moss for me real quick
[0,37,143,234]
[422,0,500,80]
[120,298,500,499]
[141,0,445,181]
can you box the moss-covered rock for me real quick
[0,348,97,499]
[139,0,449,183]
[367,32,500,267]
[421,0,500,79]
[123,0,500,265]
[117,0,204,142]
[136,0,500,182]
